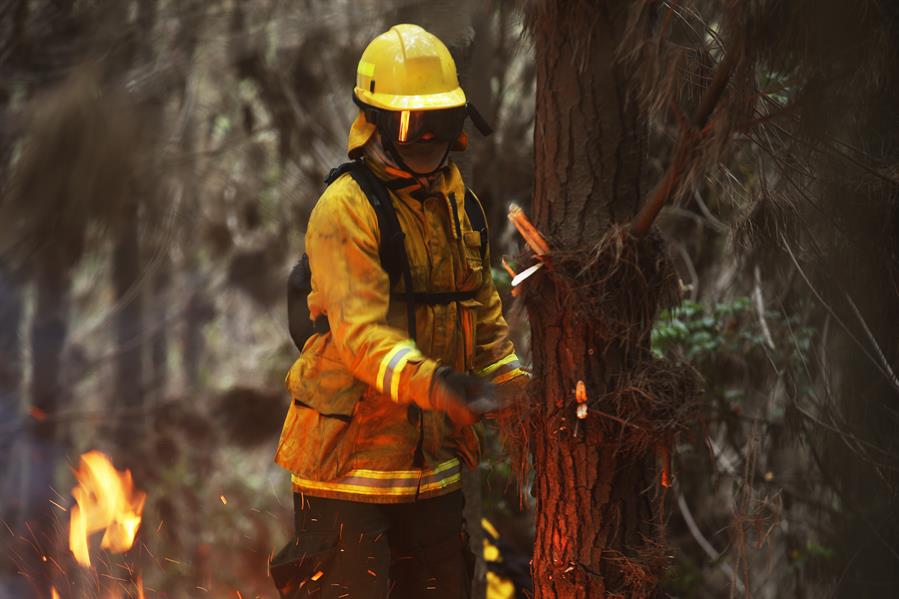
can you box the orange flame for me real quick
[68,451,147,568]
[657,444,672,488]
[50,587,60,599]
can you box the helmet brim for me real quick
[354,87,466,111]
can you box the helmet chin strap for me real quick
[383,137,451,179]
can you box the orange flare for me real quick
[575,380,587,404]
[658,445,672,488]
[68,451,146,568]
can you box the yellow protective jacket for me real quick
[274,114,525,503]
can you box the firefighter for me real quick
[271,24,527,599]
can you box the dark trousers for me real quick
[283,490,472,598]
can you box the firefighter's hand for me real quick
[428,366,500,426]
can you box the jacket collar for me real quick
[360,137,466,241]
[362,134,452,200]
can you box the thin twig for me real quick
[781,234,899,396]
[844,292,899,391]
[677,492,746,595]
[753,266,776,350]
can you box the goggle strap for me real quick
[466,102,493,137]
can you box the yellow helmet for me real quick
[354,24,466,111]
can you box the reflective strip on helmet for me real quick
[398,110,411,142]
[291,458,462,499]
[376,342,421,402]
[358,61,375,77]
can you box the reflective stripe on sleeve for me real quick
[477,353,525,384]
[376,342,422,402]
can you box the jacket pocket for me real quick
[462,230,484,273]
[285,336,363,416]
[276,343,363,479]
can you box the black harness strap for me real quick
[344,162,419,342]
[463,188,489,260]
[392,290,478,305]
[310,161,489,343]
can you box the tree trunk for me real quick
[113,0,160,454]
[0,261,25,592]
[525,3,672,597]
[25,256,71,599]
[819,30,899,595]
[149,256,169,399]
[113,212,144,448]
[0,2,26,534]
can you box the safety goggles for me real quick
[353,95,493,144]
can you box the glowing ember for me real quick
[68,451,147,567]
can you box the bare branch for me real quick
[631,33,744,236]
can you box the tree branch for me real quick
[631,34,744,236]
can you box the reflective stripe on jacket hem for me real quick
[291,458,463,503]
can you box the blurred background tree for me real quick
[0,1,896,598]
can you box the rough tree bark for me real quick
[524,3,680,597]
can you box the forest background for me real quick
[1,1,897,598]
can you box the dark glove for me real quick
[428,366,500,426]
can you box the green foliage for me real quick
[653,297,752,361]
[790,541,836,570]
[653,297,814,369]
[652,296,816,418]
[492,266,512,297]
